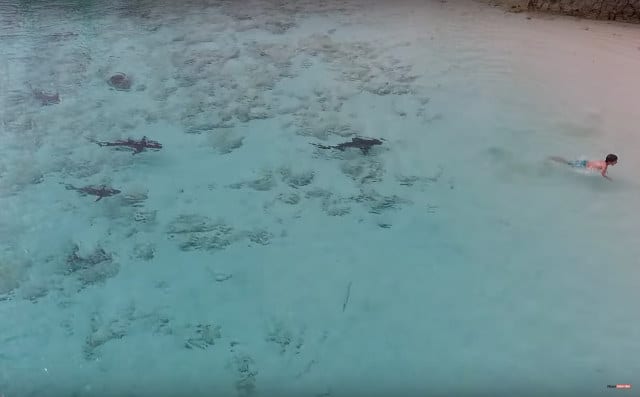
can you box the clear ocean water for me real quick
[1,0,640,396]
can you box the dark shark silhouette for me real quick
[65,184,121,201]
[90,136,162,154]
[311,137,385,155]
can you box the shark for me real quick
[65,184,121,201]
[90,136,162,155]
[311,137,385,155]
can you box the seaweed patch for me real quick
[229,353,258,397]
[132,243,155,261]
[167,215,274,251]
[83,310,130,360]
[265,319,304,355]
[340,158,385,184]
[65,245,120,288]
[184,323,222,350]
[246,229,273,245]
[349,190,412,214]
[279,167,315,188]
[228,171,277,191]
[277,192,301,205]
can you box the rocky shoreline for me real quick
[483,0,640,23]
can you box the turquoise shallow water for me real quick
[1,0,640,396]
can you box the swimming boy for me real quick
[550,154,618,180]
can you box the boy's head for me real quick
[605,153,618,165]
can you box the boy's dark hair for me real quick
[606,154,618,163]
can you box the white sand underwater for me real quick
[1,0,640,396]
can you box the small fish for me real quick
[65,184,121,201]
[311,137,385,155]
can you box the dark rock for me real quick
[107,73,132,90]
[489,0,640,23]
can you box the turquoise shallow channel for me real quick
[1,0,640,396]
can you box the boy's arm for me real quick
[601,165,612,180]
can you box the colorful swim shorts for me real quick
[568,160,588,168]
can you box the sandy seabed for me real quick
[1,0,639,396]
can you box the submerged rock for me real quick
[107,73,132,90]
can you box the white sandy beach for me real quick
[1,0,640,396]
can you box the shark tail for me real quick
[86,137,101,145]
[311,143,333,150]
[86,137,112,147]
